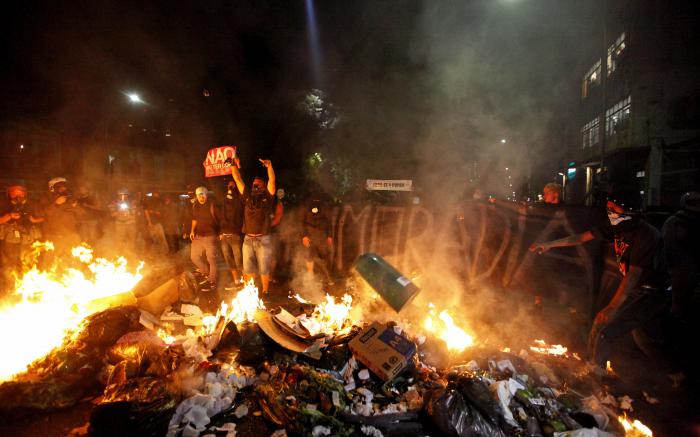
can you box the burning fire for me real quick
[529,339,568,356]
[299,293,353,336]
[0,243,143,381]
[226,279,266,324]
[618,415,653,436]
[423,302,474,352]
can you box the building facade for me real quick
[563,0,700,208]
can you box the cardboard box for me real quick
[349,322,417,381]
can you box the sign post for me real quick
[365,179,413,191]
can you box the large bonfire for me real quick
[0,246,655,437]
[0,242,144,381]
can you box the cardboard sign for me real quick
[365,179,413,191]
[349,322,416,381]
[203,146,238,178]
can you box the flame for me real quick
[529,339,568,356]
[618,415,653,436]
[423,303,474,352]
[606,360,615,374]
[226,280,265,324]
[0,244,143,381]
[299,294,353,336]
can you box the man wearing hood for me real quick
[227,157,275,295]
[530,187,667,367]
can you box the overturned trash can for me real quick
[354,253,420,312]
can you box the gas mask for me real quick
[607,211,632,226]
[10,196,26,206]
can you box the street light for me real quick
[501,139,507,143]
[127,93,143,104]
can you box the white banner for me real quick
[365,179,413,191]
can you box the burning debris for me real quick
[0,251,655,436]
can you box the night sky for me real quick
[1,0,599,189]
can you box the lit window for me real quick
[582,60,602,99]
[605,96,631,137]
[607,33,626,76]
[581,117,600,149]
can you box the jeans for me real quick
[190,235,218,284]
[220,233,243,269]
[243,234,272,275]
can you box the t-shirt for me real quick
[302,207,331,239]
[192,200,218,236]
[219,190,244,234]
[243,188,274,236]
[593,219,666,288]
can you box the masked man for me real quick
[530,187,667,367]
[45,177,83,253]
[190,187,219,291]
[0,185,44,281]
[300,197,333,282]
[228,157,275,295]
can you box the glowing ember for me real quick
[529,339,568,356]
[618,415,653,436]
[423,303,474,352]
[0,244,143,381]
[299,294,353,336]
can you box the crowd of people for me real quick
[0,159,336,297]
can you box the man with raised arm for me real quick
[227,157,276,295]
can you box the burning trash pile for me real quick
[0,252,653,436]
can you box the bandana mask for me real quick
[608,211,632,226]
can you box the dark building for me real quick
[560,1,700,208]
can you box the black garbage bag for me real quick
[75,306,143,347]
[423,388,506,437]
[89,377,178,437]
[453,374,506,429]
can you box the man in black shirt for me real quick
[530,188,668,367]
[228,158,276,295]
[219,180,245,288]
[189,186,219,290]
[301,197,333,282]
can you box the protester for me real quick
[161,194,181,254]
[300,197,334,283]
[190,186,219,290]
[228,157,276,295]
[75,185,103,245]
[662,192,700,323]
[144,191,168,254]
[218,180,244,288]
[44,177,83,253]
[543,183,564,205]
[0,185,44,287]
[109,189,138,255]
[530,187,667,368]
